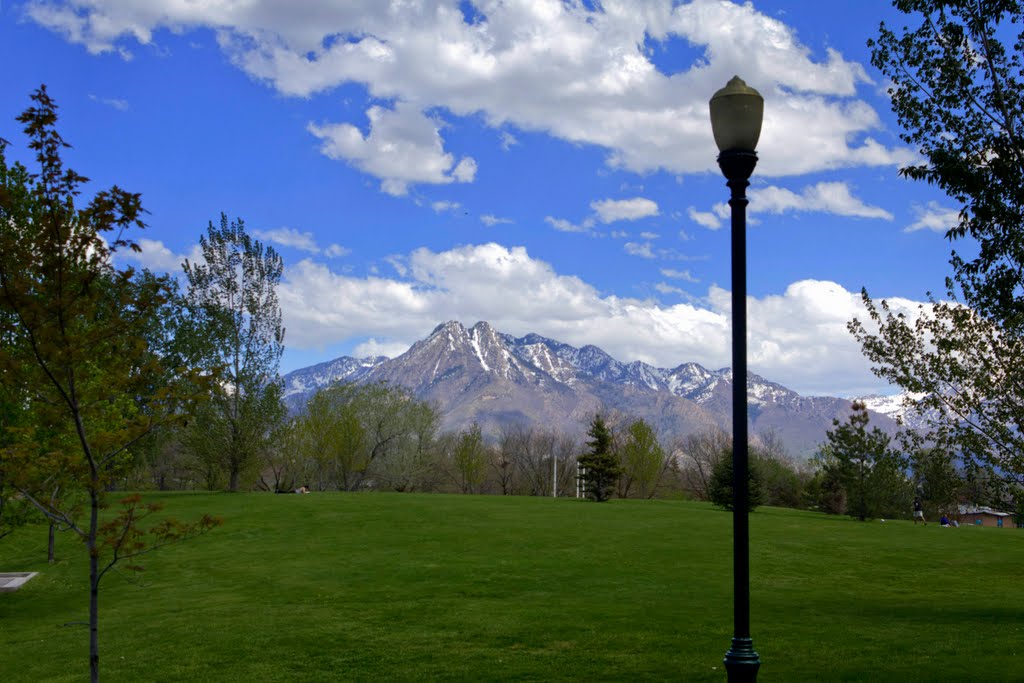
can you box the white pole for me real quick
[553,456,557,498]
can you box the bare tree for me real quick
[676,428,731,500]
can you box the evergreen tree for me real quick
[819,402,911,521]
[709,450,763,512]
[578,415,621,502]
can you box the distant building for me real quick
[958,506,1021,528]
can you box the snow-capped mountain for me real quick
[282,320,896,456]
[282,355,387,409]
[855,392,934,430]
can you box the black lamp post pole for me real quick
[719,149,760,682]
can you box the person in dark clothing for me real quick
[913,497,927,525]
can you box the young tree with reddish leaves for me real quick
[0,86,220,683]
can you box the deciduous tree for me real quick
[183,214,285,491]
[0,86,219,683]
[616,419,667,499]
[854,1,1024,493]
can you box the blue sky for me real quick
[0,1,963,397]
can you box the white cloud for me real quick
[352,337,411,359]
[655,282,687,296]
[307,102,476,196]
[640,231,659,240]
[431,200,462,213]
[451,157,477,183]
[905,201,960,233]
[252,227,348,258]
[88,94,129,110]
[624,241,656,258]
[545,216,592,233]
[688,206,722,230]
[120,238,202,273]
[324,244,350,258]
[30,0,913,183]
[481,214,513,227]
[499,130,518,150]
[591,197,659,223]
[254,227,320,253]
[711,181,893,220]
[661,268,699,283]
[276,242,919,396]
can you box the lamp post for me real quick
[709,75,763,682]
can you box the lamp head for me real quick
[709,76,764,153]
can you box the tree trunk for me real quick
[48,522,56,564]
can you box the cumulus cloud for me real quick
[276,242,918,396]
[712,181,894,220]
[688,206,722,230]
[905,201,960,233]
[28,0,913,187]
[591,197,660,223]
[120,238,202,273]
[307,102,476,195]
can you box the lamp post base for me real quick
[724,637,760,682]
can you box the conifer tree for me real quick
[578,415,621,502]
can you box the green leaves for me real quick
[819,401,911,521]
[857,3,1024,493]
[872,1,1024,325]
[182,214,286,491]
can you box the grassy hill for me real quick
[1,493,1021,681]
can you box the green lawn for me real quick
[1,493,1021,681]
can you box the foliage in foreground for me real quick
[855,0,1024,497]
[0,87,220,683]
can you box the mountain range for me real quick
[282,320,903,457]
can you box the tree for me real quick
[293,382,430,492]
[0,86,219,683]
[376,399,439,493]
[818,402,911,521]
[578,415,621,502]
[617,419,668,499]
[910,445,963,518]
[708,452,763,512]
[497,424,575,497]
[448,424,488,494]
[854,1,1024,493]
[676,428,732,501]
[182,214,286,491]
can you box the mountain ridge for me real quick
[282,320,901,456]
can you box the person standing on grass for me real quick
[913,497,927,525]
